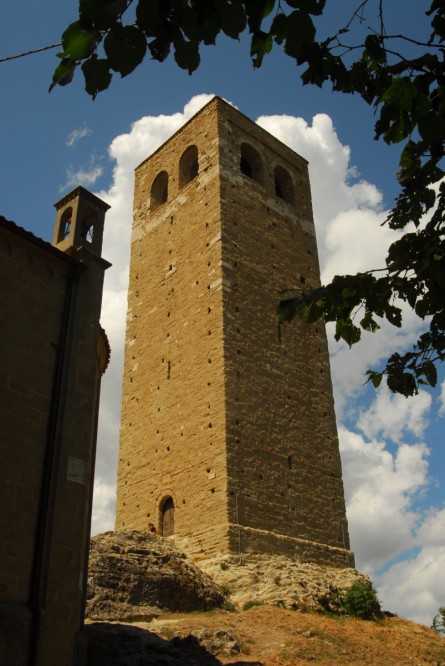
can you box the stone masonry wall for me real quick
[0,210,109,666]
[116,97,353,566]
[116,100,231,558]
[216,103,352,566]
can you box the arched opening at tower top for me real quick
[80,208,97,243]
[274,166,294,204]
[150,171,168,211]
[179,145,199,187]
[240,143,263,184]
[160,496,175,536]
[58,207,72,242]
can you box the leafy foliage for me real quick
[432,606,445,636]
[342,582,382,621]
[52,1,445,396]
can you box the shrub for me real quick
[220,562,229,571]
[219,583,232,596]
[243,600,263,610]
[342,582,381,621]
[432,607,445,636]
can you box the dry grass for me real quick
[144,604,445,665]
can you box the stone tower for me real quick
[116,97,353,567]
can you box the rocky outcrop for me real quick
[86,531,227,621]
[87,530,371,622]
[200,553,371,614]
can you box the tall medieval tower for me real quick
[116,97,353,567]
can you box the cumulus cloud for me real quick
[66,125,91,148]
[439,380,445,416]
[92,95,443,625]
[340,427,429,569]
[357,386,432,443]
[63,163,103,190]
[376,507,445,624]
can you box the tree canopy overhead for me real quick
[51,0,445,397]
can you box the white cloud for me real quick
[66,125,91,148]
[376,508,445,624]
[92,95,443,626]
[64,163,103,189]
[439,380,445,416]
[340,427,429,569]
[357,385,432,443]
[91,477,116,535]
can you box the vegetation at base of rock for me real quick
[432,606,445,636]
[342,581,382,621]
[218,583,232,597]
[51,0,445,397]
[243,599,264,610]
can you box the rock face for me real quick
[86,530,371,623]
[86,531,227,621]
[199,553,372,615]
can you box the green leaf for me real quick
[305,300,324,323]
[366,370,383,389]
[415,299,429,318]
[136,0,166,37]
[49,58,76,92]
[250,30,273,68]
[387,371,417,396]
[277,296,301,324]
[422,362,438,387]
[284,10,315,59]
[360,312,380,333]
[270,12,287,43]
[364,34,386,62]
[80,0,129,30]
[61,21,98,60]
[104,24,147,77]
[335,319,361,346]
[81,54,112,99]
[380,78,417,111]
[174,39,200,73]
[220,1,247,39]
[418,111,444,143]
[284,0,325,14]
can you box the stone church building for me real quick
[0,187,111,665]
[116,97,353,568]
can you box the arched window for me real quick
[161,496,175,536]
[240,143,263,184]
[150,171,168,211]
[80,208,97,243]
[274,166,294,204]
[179,145,199,187]
[58,207,73,242]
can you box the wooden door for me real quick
[162,497,175,536]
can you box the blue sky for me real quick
[2,1,444,626]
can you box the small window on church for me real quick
[240,143,263,184]
[274,166,294,204]
[80,208,97,243]
[58,207,73,242]
[151,171,169,211]
[179,145,199,187]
